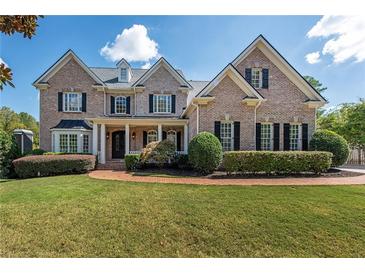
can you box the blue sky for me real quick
[1,16,364,119]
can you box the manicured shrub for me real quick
[140,139,176,167]
[223,151,332,175]
[13,154,96,178]
[188,132,223,174]
[125,154,140,171]
[310,130,350,166]
[30,148,46,155]
[174,154,191,169]
[0,130,21,178]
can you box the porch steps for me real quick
[96,160,126,171]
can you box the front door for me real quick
[112,131,125,159]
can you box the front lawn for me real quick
[0,175,364,257]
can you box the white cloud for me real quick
[305,51,321,64]
[100,24,159,63]
[0,58,8,67]
[307,16,365,64]
[141,62,151,69]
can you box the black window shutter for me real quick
[82,93,87,112]
[143,131,147,147]
[171,95,176,113]
[283,123,290,151]
[245,68,252,84]
[256,123,261,150]
[262,68,269,89]
[162,131,167,140]
[177,131,181,151]
[126,96,131,114]
[111,96,115,114]
[58,92,63,112]
[302,123,308,151]
[214,121,221,142]
[233,121,240,151]
[273,123,280,151]
[149,94,154,113]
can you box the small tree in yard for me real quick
[188,132,223,175]
[0,129,21,178]
[310,130,350,167]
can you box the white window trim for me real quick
[261,123,273,151]
[51,130,91,153]
[63,92,82,113]
[289,123,302,151]
[251,68,262,89]
[115,96,127,114]
[120,68,128,82]
[153,94,172,114]
[220,121,234,152]
[147,130,158,144]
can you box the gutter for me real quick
[191,102,199,134]
[253,100,262,146]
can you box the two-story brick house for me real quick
[33,35,326,164]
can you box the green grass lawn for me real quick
[1,175,365,257]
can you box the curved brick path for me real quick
[89,170,365,186]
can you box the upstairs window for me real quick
[251,68,262,89]
[153,95,171,113]
[115,96,127,114]
[63,92,82,112]
[120,68,128,82]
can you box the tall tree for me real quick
[0,16,43,90]
[304,76,327,94]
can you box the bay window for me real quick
[52,131,91,153]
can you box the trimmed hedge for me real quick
[13,154,96,178]
[188,132,223,174]
[223,151,332,175]
[125,154,140,171]
[310,130,350,167]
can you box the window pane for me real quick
[167,130,176,146]
[261,124,272,150]
[59,134,68,152]
[153,95,171,113]
[115,97,126,114]
[289,125,299,150]
[64,93,81,112]
[220,122,233,151]
[69,134,78,153]
[82,135,89,153]
[121,68,127,80]
[251,68,261,89]
[147,130,157,143]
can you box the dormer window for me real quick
[120,68,128,82]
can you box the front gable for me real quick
[232,35,326,104]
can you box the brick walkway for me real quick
[89,170,365,186]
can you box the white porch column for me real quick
[125,124,130,155]
[158,124,162,141]
[184,124,188,154]
[100,124,106,164]
[92,123,98,156]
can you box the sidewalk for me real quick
[89,170,365,186]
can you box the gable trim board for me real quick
[132,57,192,89]
[232,35,327,104]
[33,50,105,88]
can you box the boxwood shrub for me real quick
[223,151,332,175]
[309,130,350,167]
[125,154,140,171]
[13,154,96,178]
[188,132,223,174]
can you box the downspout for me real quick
[103,88,106,116]
[133,87,136,117]
[254,101,262,149]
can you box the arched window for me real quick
[115,96,126,114]
[167,130,176,146]
[147,130,157,144]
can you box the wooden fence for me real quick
[346,148,365,165]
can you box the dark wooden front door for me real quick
[112,131,125,159]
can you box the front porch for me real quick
[89,117,189,164]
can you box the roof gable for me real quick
[232,35,327,103]
[196,64,264,100]
[132,57,192,88]
[33,50,104,86]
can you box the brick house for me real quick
[33,35,326,164]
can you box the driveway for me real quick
[89,170,365,186]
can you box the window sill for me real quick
[63,111,82,113]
